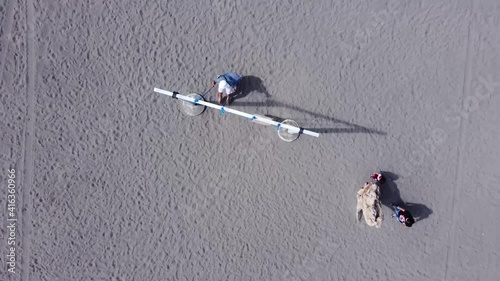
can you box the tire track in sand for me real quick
[21,0,35,280]
[0,0,15,82]
[444,1,474,280]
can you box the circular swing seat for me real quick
[278,119,300,142]
[179,93,206,116]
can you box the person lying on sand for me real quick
[390,203,414,227]
[212,72,242,105]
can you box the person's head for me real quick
[404,217,415,227]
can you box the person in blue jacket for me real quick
[212,72,242,104]
[390,203,415,227]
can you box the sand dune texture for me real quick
[1,0,499,280]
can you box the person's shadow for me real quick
[379,171,402,207]
[232,76,270,102]
[379,171,433,223]
[403,202,433,222]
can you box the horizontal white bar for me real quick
[154,88,320,138]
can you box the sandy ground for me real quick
[1,0,499,280]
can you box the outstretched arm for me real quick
[214,75,225,84]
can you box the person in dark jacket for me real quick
[390,203,415,227]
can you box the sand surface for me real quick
[1,0,499,280]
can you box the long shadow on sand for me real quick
[232,76,271,102]
[232,100,386,135]
[379,171,433,223]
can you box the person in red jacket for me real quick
[370,172,386,184]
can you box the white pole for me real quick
[154,88,320,138]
